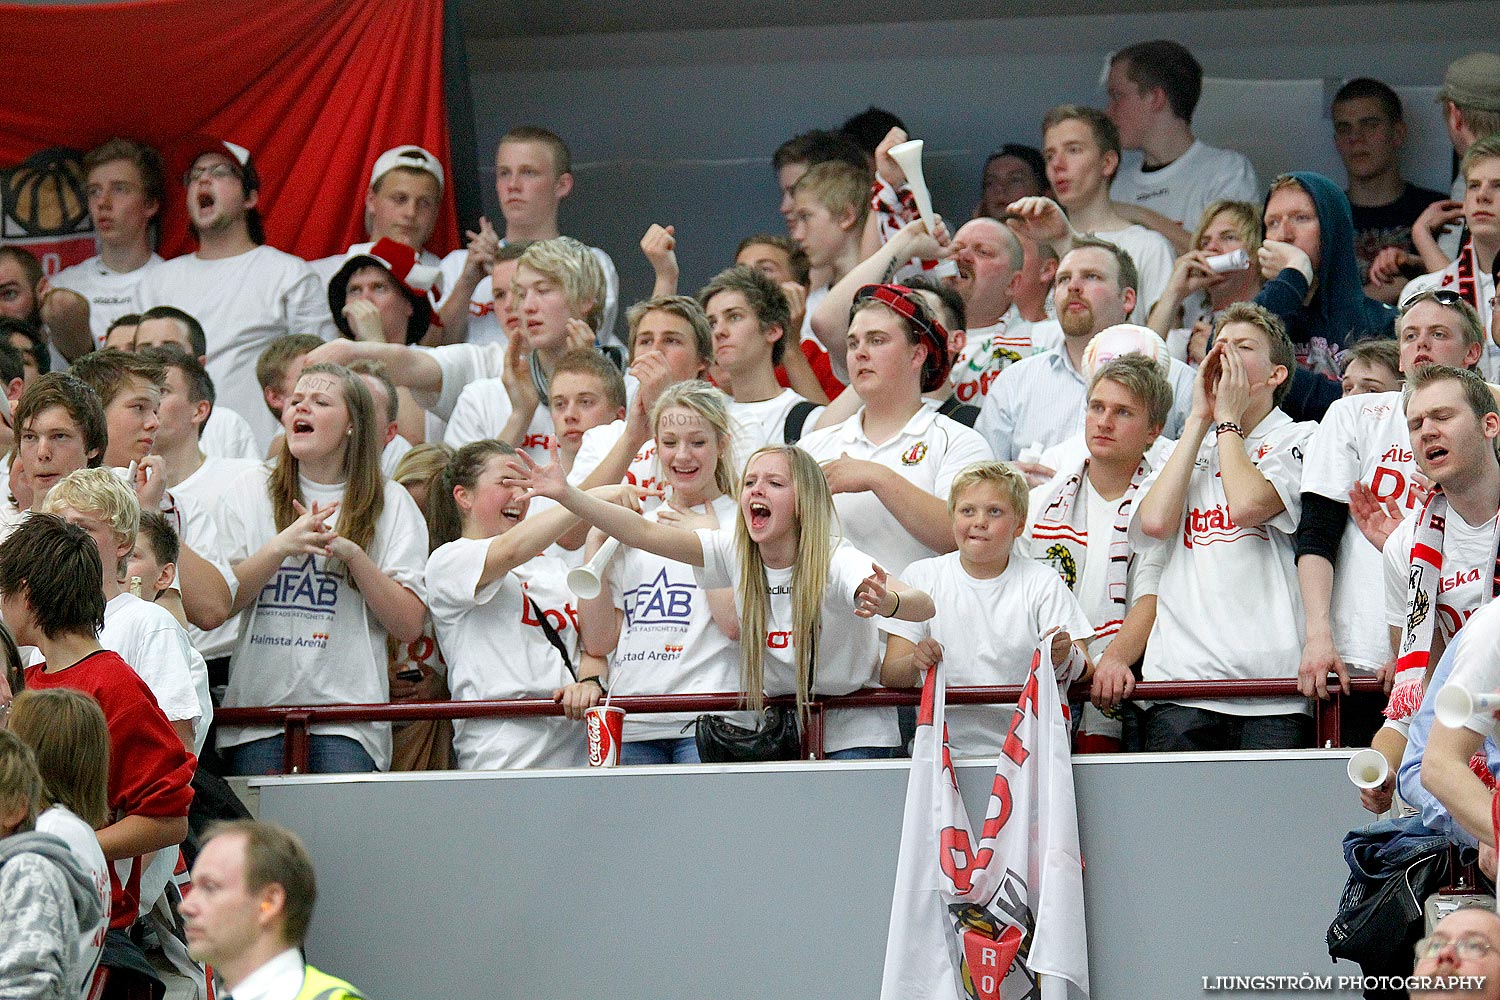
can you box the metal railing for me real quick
[215,674,1386,773]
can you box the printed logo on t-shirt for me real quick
[259,554,340,616]
[767,631,794,648]
[1182,503,1269,548]
[522,433,555,452]
[1370,447,1425,511]
[902,443,929,466]
[623,568,695,628]
[520,591,579,633]
[470,300,495,317]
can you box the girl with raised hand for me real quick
[425,439,649,770]
[216,363,429,775]
[507,441,935,759]
[557,381,744,764]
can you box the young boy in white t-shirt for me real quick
[1132,302,1316,750]
[883,462,1092,758]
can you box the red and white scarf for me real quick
[1030,459,1149,643]
[1387,486,1500,721]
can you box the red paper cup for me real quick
[586,705,625,767]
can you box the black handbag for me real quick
[691,705,802,762]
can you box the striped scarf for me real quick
[1387,486,1500,721]
[1030,459,1149,643]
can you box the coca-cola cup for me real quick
[585,705,625,767]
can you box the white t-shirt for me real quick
[570,421,663,497]
[1301,391,1421,670]
[442,377,555,462]
[101,592,208,750]
[135,245,336,452]
[35,805,107,1000]
[426,538,586,770]
[200,406,261,461]
[1129,409,1316,716]
[49,253,164,349]
[215,467,428,770]
[382,434,413,480]
[694,527,898,754]
[1022,473,1164,662]
[606,495,745,740]
[172,457,262,660]
[1442,598,1500,740]
[883,552,1091,758]
[437,243,621,348]
[1089,224,1175,324]
[1110,141,1261,228]
[1384,508,1499,648]
[948,307,1062,405]
[726,388,823,471]
[406,341,503,422]
[797,404,994,573]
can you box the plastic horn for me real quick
[887,139,935,232]
[1434,685,1500,728]
[1346,748,1390,790]
[566,536,623,600]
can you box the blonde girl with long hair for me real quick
[507,441,935,758]
[215,363,429,775]
[557,381,744,764]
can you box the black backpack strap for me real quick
[529,597,575,679]
[783,400,820,445]
[937,395,980,428]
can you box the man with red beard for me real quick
[975,237,1193,484]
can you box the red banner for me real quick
[0,0,458,262]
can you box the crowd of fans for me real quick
[4,36,1500,997]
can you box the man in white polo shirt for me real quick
[135,138,333,452]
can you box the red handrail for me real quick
[215,675,1386,773]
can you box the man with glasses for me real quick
[1412,905,1500,998]
[135,138,333,452]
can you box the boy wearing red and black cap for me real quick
[135,138,333,454]
[798,282,994,576]
[327,237,441,346]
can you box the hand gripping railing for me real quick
[215,674,1386,774]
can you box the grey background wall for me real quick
[463,1,1497,310]
[259,752,1370,1000]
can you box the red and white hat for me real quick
[328,238,441,344]
[370,145,444,191]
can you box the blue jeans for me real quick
[225,735,378,775]
[826,746,902,761]
[1141,705,1312,752]
[621,737,701,765]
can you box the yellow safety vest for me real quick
[294,965,365,1000]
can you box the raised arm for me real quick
[304,339,444,395]
[1137,347,1217,539]
[507,446,702,566]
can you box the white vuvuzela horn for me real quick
[886,139,958,277]
[1434,685,1500,728]
[1346,748,1390,790]
[566,536,623,600]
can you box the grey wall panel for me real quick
[257,752,1372,999]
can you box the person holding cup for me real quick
[557,382,746,765]
[425,439,647,770]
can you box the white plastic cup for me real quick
[1346,748,1390,790]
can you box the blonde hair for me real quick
[43,467,141,578]
[949,462,1030,523]
[791,161,872,229]
[1192,199,1263,260]
[735,446,837,716]
[516,237,607,332]
[392,442,453,490]
[0,729,44,834]
[268,363,384,568]
[9,688,110,829]
[650,381,738,499]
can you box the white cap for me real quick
[370,145,444,191]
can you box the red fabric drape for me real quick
[0,0,458,261]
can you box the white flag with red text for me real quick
[879,636,1089,1000]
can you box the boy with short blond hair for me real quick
[881,461,1092,758]
[790,161,872,395]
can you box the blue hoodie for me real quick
[1254,171,1397,420]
